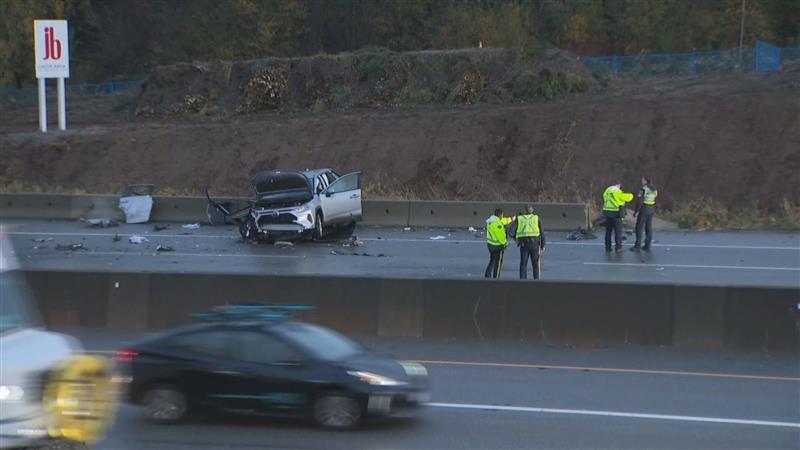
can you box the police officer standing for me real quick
[516,205,546,280]
[485,208,513,278]
[631,176,658,252]
[602,181,634,253]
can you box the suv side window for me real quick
[232,331,303,364]
[164,330,229,358]
[324,172,360,195]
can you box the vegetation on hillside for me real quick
[2,0,798,87]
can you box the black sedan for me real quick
[115,308,429,429]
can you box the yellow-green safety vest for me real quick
[486,215,511,246]
[516,214,540,238]
[603,185,634,211]
[643,186,658,205]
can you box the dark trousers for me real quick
[519,238,540,280]
[485,244,505,278]
[634,211,654,249]
[603,211,623,251]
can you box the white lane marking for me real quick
[428,402,800,429]
[584,262,800,271]
[362,238,800,251]
[7,231,236,239]
[8,231,800,251]
[26,251,301,259]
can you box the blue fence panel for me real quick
[0,79,143,104]
[755,40,781,72]
[579,43,785,77]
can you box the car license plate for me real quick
[407,392,431,404]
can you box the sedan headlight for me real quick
[347,371,407,386]
[0,385,25,401]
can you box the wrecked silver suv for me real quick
[209,169,362,242]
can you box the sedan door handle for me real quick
[213,370,240,375]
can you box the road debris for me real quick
[155,244,175,252]
[274,241,294,248]
[341,236,364,247]
[468,227,477,233]
[112,234,121,242]
[56,243,86,251]
[128,235,150,244]
[182,223,201,230]
[153,225,169,231]
[403,227,412,231]
[85,218,119,228]
[429,235,447,240]
[119,183,155,223]
[32,237,54,243]
[566,227,597,240]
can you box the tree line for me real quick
[1,0,798,87]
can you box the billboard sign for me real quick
[34,20,70,79]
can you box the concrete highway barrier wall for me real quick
[1,193,588,230]
[25,270,800,351]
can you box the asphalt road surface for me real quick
[4,219,799,287]
[73,332,799,450]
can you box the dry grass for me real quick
[660,197,800,230]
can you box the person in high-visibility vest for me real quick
[515,205,546,279]
[602,181,634,253]
[484,208,513,278]
[631,176,658,252]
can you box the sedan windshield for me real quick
[276,322,363,362]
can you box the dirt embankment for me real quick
[0,49,798,225]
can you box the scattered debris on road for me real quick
[341,236,363,247]
[128,235,150,244]
[112,234,121,242]
[429,235,446,240]
[56,243,86,251]
[156,244,175,252]
[468,226,477,233]
[182,223,201,230]
[274,241,294,248]
[566,227,597,240]
[85,218,119,228]
[403,227,412,231]
[32,237,54,243]
[153,225,169,231]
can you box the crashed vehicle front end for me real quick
[243,172,317,240]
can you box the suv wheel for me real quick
[143,386,187,424]
[313,212,325,240]
[313,394,361,430]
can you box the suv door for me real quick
[319,172,362,224]
[227,330,314,414]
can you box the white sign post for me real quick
[33,20,70,132]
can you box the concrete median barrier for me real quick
[1,193,588,229]
[361,200,411,226]
[408,201,588,230]
[23,270,799,350]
